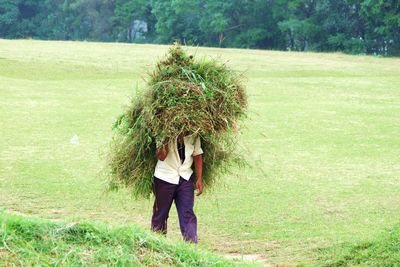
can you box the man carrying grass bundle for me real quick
[151,134,203,243]
[108,43,247,244]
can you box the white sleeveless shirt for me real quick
[154,134,203,184]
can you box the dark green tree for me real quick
[60,0,115,41]
[277,0,321,51]
[111,0,156,42]
[0,0,21,37]
[361,0,400,55]
[198,0,283,49]
[314,0,365,53]
[152,0,205,45]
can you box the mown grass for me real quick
[0,212,252,266]
[318,223,400,266]
[1,39,400,265]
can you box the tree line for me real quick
[1,0,399,56]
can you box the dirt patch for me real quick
[0,248,13,260]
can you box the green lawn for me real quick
[1,39,399,265]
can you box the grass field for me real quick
[1,39,400,266]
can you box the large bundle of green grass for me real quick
[108,43,247,198]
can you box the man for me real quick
[151,133,203,243]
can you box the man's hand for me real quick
[195,178,203,196]
[156,143,169,161]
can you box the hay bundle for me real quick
[108,43,247,198]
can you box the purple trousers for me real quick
[151,174,198,243]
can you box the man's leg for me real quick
[151,177,176,235]
[175,175,197,243]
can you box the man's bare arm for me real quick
[193,154,203,196]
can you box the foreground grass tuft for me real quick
[0,213,250,266]
[319,223,400,266]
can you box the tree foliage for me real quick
[0,0,398,55]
